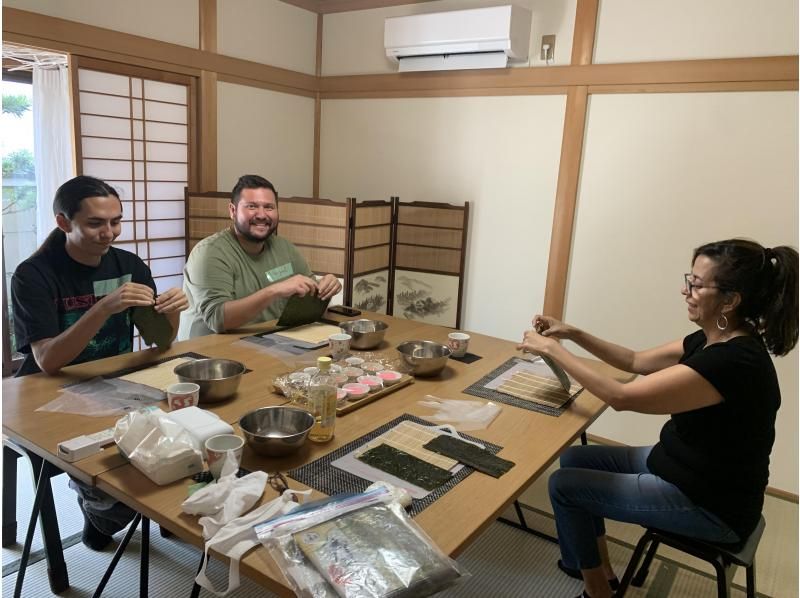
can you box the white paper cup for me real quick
[166,382,200,411]
[448,332,471,358]
[329,333,352,360]
[205,434,244,479]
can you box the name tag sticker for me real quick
[93,274,132,297]
[266,263,294,283]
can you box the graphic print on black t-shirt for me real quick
[60,299,133,364]
[11,240,155,376]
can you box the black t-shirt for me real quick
[11,237,156,376]
[647,330,780,540]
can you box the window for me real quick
[2,70,36,375]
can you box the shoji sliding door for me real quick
[71,57,196,347]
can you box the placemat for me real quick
[240,334,315,355]
[288,414,502,517]
[450,352,482,364]
[462,357,582,417]
[62,351,211,389]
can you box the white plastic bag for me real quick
[417,395,501,431]
[114,407,203,485]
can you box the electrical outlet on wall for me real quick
[540,34,556,61]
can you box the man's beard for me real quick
[234,217,274,243]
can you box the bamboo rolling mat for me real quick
[497,371,581,408]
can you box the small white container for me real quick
[343,383,370,400]
[362,361,384,374]
[343,367,364,380]
[344,356,365,367]
[377,370,403,386]
[357,375,383,391]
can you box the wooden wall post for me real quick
[541,0,598,319]
[198,0,218,192]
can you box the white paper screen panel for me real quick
[76,66,191,349]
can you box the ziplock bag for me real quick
[255,486,467,598]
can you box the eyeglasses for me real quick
[267,472,298,502]
[684,273,722,295]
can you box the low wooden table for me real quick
[3,313,629,596]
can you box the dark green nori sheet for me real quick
[357,443,453,491]
[423,435,515,478]
[132,306,173,350]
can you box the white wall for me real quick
[568,92,798,492]
[595,0,798,63]
[322,0,576,76]
[5,0,199,48]
[320,95,566,342]
[218,0,318,75]
[217,81,315,196]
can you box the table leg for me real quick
[140,517,150,598]
[2,445,20,547]
[189,552,204,598]
[14,457,60,598]
[25,451,69,594]
[91,513,142,598]
[497,500,559,544]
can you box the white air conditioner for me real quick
[385,5,532,72]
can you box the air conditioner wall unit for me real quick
[384,5,532,72]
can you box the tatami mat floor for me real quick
[2,448,796,597]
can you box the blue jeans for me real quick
[548,444,740,570]
[69,477,136,536]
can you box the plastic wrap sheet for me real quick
[36,351,210,417]
[37,377,165,417]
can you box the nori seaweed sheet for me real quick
[357,443,453,491]
[131,305,173,350]
[423,435,515,478]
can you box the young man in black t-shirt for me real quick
[10,176,188,549]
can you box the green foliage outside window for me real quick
[2,94,32,118]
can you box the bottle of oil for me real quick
[307,356,336,442]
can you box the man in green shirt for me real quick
[179,175,342,338]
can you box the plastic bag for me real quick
[114,407,203,485]
[255,486,467,598]
[417,395,501,431]
[36,376,164,417]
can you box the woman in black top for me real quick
[517,239,798,598]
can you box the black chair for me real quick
[617,515,765,598]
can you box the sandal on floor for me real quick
[558,560,620,591]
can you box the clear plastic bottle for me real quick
[307,356,336,442]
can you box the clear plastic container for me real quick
[307,356,336,443]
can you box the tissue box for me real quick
[115,408,204,485]
[162,406,234,458]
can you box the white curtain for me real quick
[33,65,74,245]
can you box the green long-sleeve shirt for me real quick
[178,229,312,339]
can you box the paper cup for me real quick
[205,434,244,479]
[448,332,471,358]
[166,382,200,411]
[329,333,352,360]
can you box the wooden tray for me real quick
[336,375,414,415]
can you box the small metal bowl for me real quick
[339,319,389,350]
[396,340,451,377]
[239,406,315,457]
[173,358,246,403]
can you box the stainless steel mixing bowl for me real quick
[338,319,389,350]
[238,406,315,457]
[396,340,451,376]
[173,358,246,402]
